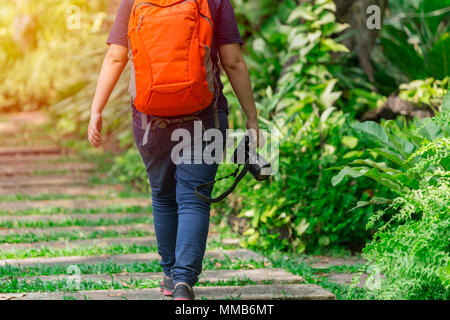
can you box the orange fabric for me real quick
[128,0,215,116]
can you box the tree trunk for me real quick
[284,0,388,83]
[334,0,389,82]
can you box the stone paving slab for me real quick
[0,175,89,189]
[0,138,54,147]
[0,163,97,176]
[16,268,303,285]
[0,198,152,212]
[0,284,335,300]
[0,249,267,267]
[309,256,366,269]
[0,112,49,135]
[0,146,61,156]
[0,223,152,236]
[0,186,121,197]
[220,238,241,246]
[0,213,151,222]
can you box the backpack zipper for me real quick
[135,0,193,11]
[137,15,144,31]
[135,0,212,29]
[135,2,156,12]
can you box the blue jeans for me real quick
[132,104,228,286]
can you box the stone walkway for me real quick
[0,112,337,300]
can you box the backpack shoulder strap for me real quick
[211,63,220,129]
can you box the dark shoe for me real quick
[173,282,195,300]
[160,275,174,296]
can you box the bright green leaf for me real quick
[342,136,359,149]
[287,5,316,23]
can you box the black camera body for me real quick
[231,135,272,181]
[195,134,272,203]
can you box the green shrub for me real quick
[378,0,450,83]
[399,77,449,114]
[214,110,388,253]
[333,92,450,299]
[109,148,149,192]
[213,0,390,253]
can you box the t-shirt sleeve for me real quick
[106,0,133,47]
[215,0,244,45]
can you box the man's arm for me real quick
[219,43,261,146]
[88,44,128,147]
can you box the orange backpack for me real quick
[128,0,216,117]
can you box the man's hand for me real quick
[246,118,265,148]
[88,112,103,148]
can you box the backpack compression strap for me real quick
[194,163,249,203]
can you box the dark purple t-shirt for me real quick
[107,0,244,114]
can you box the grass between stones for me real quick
[0,275,267,294]
[0,229,152,244]
[263,250,367,300]
[0,239,238,260]
[0,205,153,216]
[318,264,366,274]
[0,192,148,203]
[32,169,88,176]
[0,244,157,260]
[0,216,153,229]
[0,257,267,279]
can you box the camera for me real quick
[194,133,272,203]
[231,134,272,181]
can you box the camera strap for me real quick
[194,163,250,203]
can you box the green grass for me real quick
[0,229,152,244]
[0,191,149,203]
[0,194,101,203]
[45,156,84,164]
[32,169,84,176]
[0,205,152,216]
[0,276,264,294]
[0,239,239,260]
[315,277,367,300]
[0,278,160,293]
[0,260,163,278]
[0,258,267,278]
[262,250,368,300]
[0,243,157,260]
[318,264,367,274]
[0,216,152,229]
